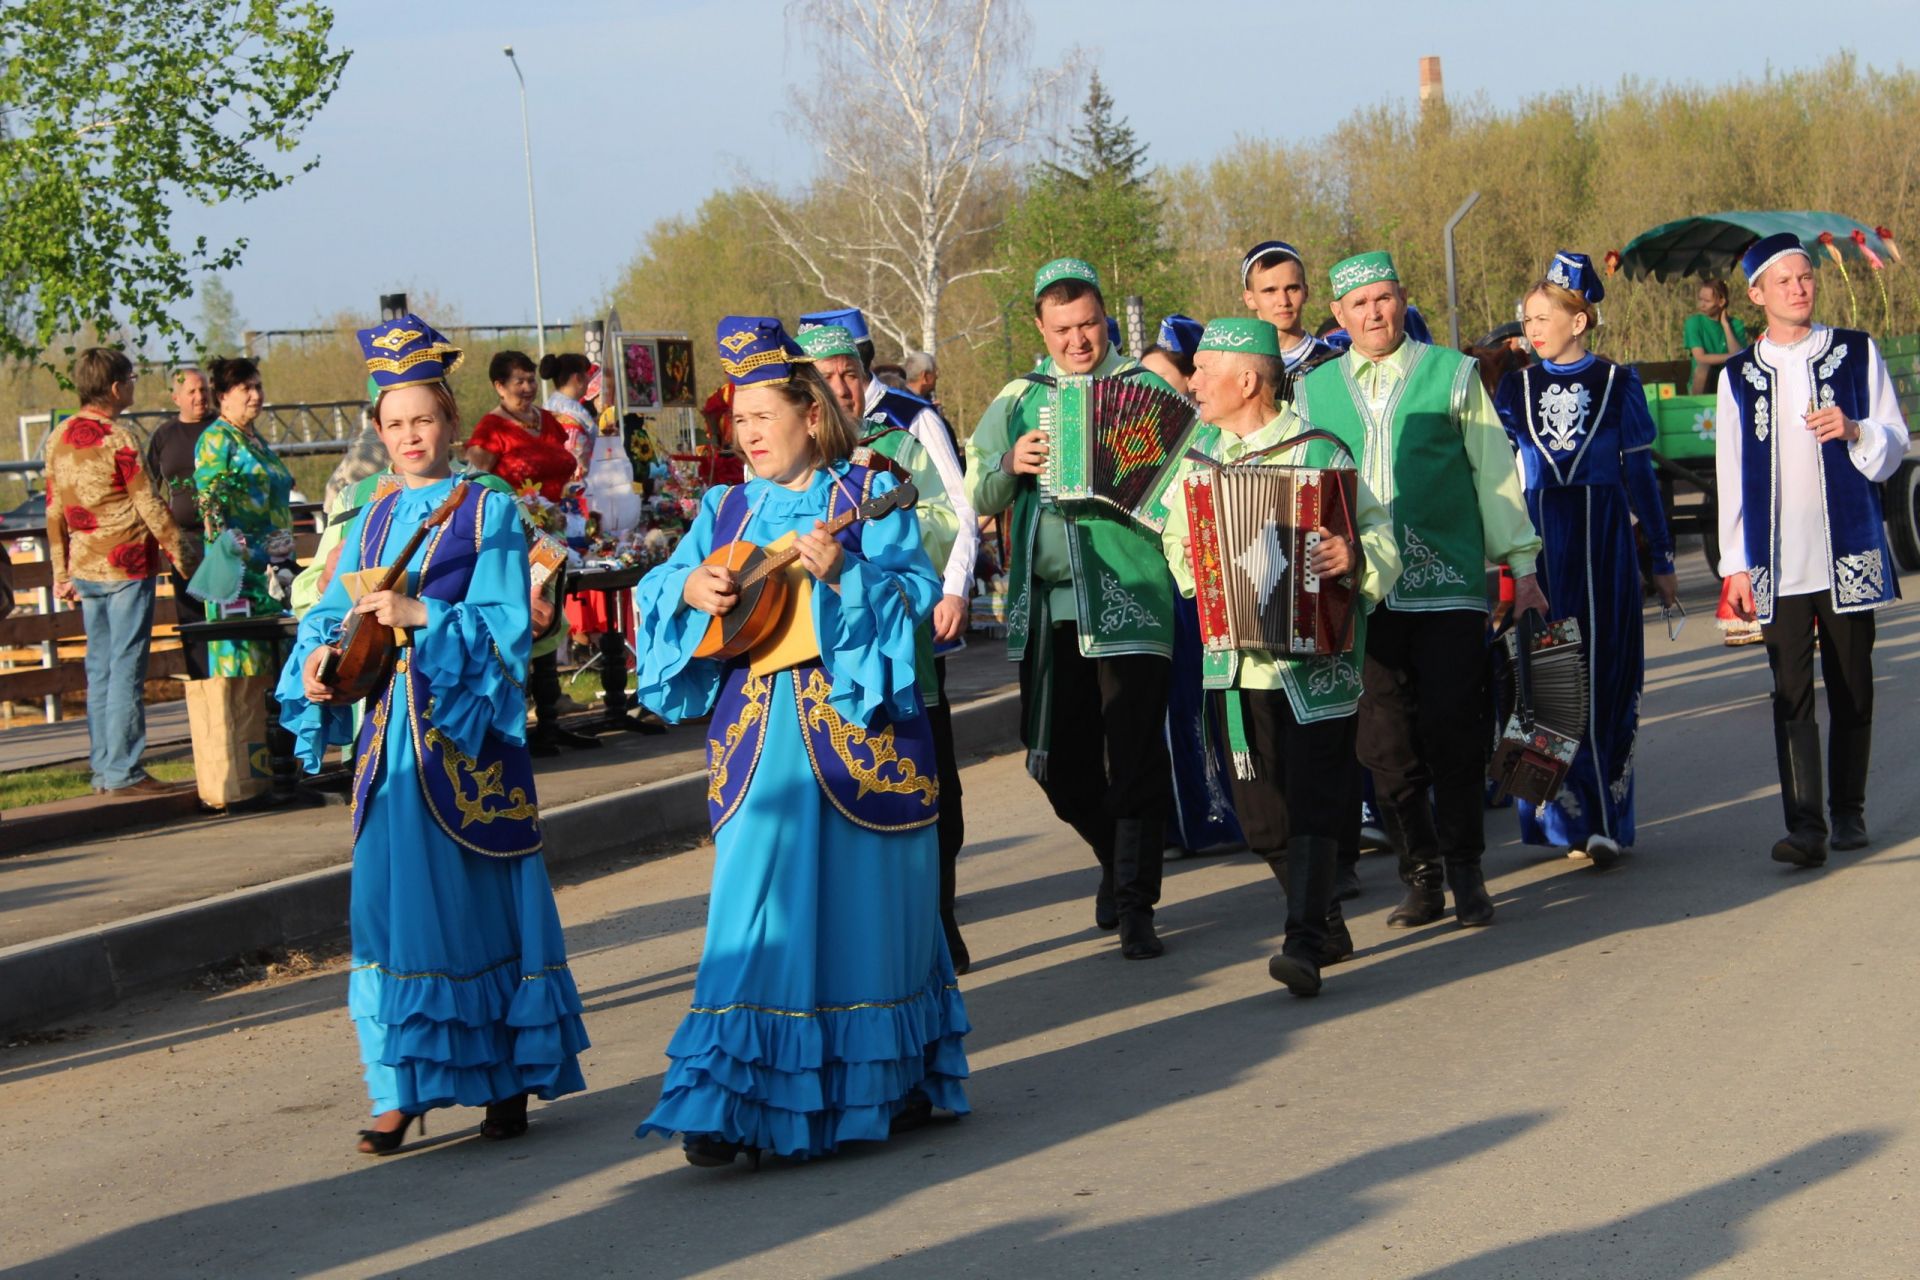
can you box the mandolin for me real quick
[693,481,917,662]
[318,480,471,702]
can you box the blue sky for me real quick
[178,0,1920,335]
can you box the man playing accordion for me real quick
[1159,319,1400,996]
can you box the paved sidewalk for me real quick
[0,642,1017,949]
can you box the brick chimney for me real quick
[1419,55,1444,113]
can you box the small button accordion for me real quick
[1033,372,1197,532]
[1181,429,1360,656]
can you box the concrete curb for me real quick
[0,689,1021,1035]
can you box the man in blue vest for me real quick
[799,311,980,969]
[1716,232,1909,868]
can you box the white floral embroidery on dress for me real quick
[1097,571,1161,632]
[1818,383,1837,410]
[1817,343,1848,380]
[1741,362,1768,392]
[1397,527,1469,591]
[1754,396,1770,443]
[1833,550,1887,605]
[1556,790,1584,821]
[1537,382,1591,452]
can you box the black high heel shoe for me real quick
[481,1094,530,1141]
[356,1111,423,1156]
[683,1135,762,1170]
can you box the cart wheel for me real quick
[1886,459,1920,573]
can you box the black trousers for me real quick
[1020,623,1172,913]
[1762,590,1875,820]
[928,657,965,919]
[1357,606,1491,872]
[530,649,562,728]
[1213,689,1357,851]
[1216,689,1356,958]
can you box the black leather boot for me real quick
[1383,802,1446,928]
[939,843,969,976]
[1321,903,1355,966]
[1113,818,1164,959]
[1828,722,1871,852]
[1268,836,1336,995]
[1332,849,1362,904]
[1772,720,1829,868]
[1444,859,1496,927]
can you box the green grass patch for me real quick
[1,758,197,810]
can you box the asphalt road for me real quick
[3,594,1917,1279]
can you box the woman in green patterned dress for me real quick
[193,356,295,676]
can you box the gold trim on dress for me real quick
[425,726,540,828]
[707,671,773,831]
[689,981,961,1019]
[793,667,938,832]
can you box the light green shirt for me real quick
[966,346,1137,624]
[1342,343,1540,579]
[1160,408,1400,691]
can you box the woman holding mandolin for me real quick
[276,316,588,1157]
[632,316,970,1169]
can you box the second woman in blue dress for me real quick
[1493,253,1678,867]
[633,317,969,1168]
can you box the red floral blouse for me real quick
[44,414,189,584]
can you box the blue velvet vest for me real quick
[349,483,543,858]
[703,465,939,835]
[1723,328,1897,621]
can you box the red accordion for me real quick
[1182,439,1359,656]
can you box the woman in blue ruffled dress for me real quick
[279,316,589,1155]
[633,316,969,1168]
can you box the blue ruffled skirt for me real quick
[350,730,589,1116]
[638,673,970,1157]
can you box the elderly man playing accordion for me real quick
[1159,319,1399,997]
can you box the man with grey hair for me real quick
[145,366,213,531]
[903,350,938,401]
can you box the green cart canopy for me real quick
[1619,211,1894,282]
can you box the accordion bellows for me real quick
[1037,374,1196,532]
[1489,616,1590,807]
[1183,462,1359,656]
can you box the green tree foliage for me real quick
[196,275,244,359]
[0,0,348,370]
[993,72,1189,362]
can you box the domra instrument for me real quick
[318,481,470,702]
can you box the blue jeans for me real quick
[75,576,157,790]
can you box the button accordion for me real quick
[1181,429,1360,656]
[1034,372,1198,532]
[1488,614,1589,806]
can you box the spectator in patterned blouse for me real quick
[44,347,193,795]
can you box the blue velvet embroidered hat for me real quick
[797,307,870,343]
[715,315,811,387]
[794,324,860,361]
[1034,257,1100,298]
[1742,232,1811,283]
[1157,314,1205,357]
[357,314,463,390]
[1545,251,1605,304]
[1241,239,1304,285]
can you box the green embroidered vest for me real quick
[1185,421,1369,722]
[1299,343,1486,612]
[1002,379,1174,661]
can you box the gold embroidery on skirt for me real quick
[795,667,937,805]
[424,726,540,827]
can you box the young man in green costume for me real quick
[1297,252,1546,930]
[965,258,1178,960]
[1160,318,1400,995]
[799,319,978,973]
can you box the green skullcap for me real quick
[1328,250,1400,299]
[1197,318,1281,358]
[795,324,860,361]
[1033,257,1100,298]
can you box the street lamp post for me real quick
[503,46,547,363]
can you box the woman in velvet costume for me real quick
[633,316,969,1168]
[1493,256,1678,867]
[279,316,588,1155]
